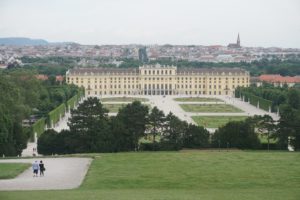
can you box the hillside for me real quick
[0,37,49,46]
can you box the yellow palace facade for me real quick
[66,64,250,96]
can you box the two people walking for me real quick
[32,160,46,177]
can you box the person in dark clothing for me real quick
[39,160,45,176]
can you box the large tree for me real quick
[275,89,300,150]
[67,97,110,153]
[148,106,165,143]
[252,115,276,151]
[183,124,210,148]
[212,120,260,149]
[161,112,188,150]
[116,101,149,151]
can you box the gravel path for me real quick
[0,157,92,191]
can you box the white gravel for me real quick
[0,157,92,191]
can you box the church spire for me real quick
[237,33,240,47]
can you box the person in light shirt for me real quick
[32,160,39,177]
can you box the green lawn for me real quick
[103,103,151,113]
[103,104,127,113]
[180,104,244,113]
[101,97,149,102]
[0,163,30,179]
[192,116,248,128]
[174,97,223,102]
[259,134,277,144]
[1,152,300,200]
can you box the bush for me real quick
[212,120,260,149]
[139,143,161,151]
[37,129,59,155]
[183,124,210,148]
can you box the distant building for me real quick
[138,47,148,63]
[228,34,241,49]
[56,75,64,84]
[35,74,48,81]
[66,64,250,96]
[253,74,300,87]
[0,64,7,69]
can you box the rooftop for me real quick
[67,67,248,76]
[259,74,300,83]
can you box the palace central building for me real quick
[66,64,250,96]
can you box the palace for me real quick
[66,64,250,96]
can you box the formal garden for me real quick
[173,97,223,102]
[180,104,244,113]
[100,97,149,102]
[192,116,248,128]
[102,104,127,113]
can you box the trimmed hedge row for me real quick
[236,88,273,112]
[67,95,79,111]
[32,117,46,138]
[67,88,84,111]
[47,103,66,126]
[30,87,85,137]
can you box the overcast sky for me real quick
[0,0,299,47]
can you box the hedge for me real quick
[30,87,84,136]
[235,88,273,112]
[67,95,79,111]
[67,88,84,110]
[47,103,66,127]
[31,117,46,138]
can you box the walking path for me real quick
[148,95,196,124]
[0,157,92,191]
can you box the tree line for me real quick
[38,98,210,154]
[0,69,79,156]
[236,85,300,150]
[38,96,298,155]
[21,56,300,77]
[117,58,300,76]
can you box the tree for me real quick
[67,97,110,153]
[183,124,210,148]
[148,106,165,143]
[37,129,59,155]
[212,120,260,149]
[161,112,187,150]
[277,104,300,150]
[287,89,300,109]
[252,115,276,151]
[109,116,131,152]
[116,101,149,151]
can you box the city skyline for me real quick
[0,0,300,48]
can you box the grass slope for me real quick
[192,116,248,128]
[0,163,30,179]
[180,104,243,113]
[1,152,300,200]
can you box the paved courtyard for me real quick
[0,157,91,191]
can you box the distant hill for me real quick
[0,37,49,46]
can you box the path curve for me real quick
[0,157,92,191]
